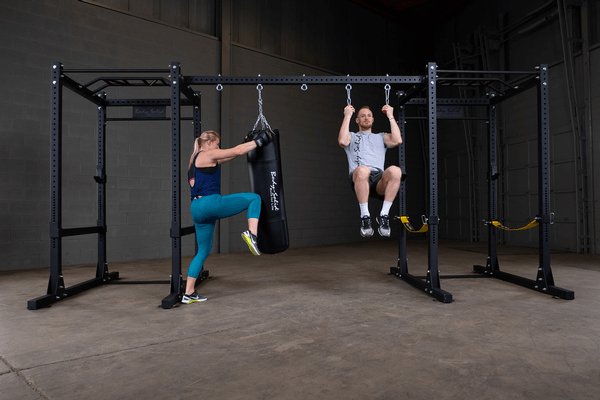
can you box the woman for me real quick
[183,129,271,304]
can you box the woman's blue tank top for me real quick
[188,152,221,199]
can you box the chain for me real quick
[384,83,391,106]
[345,84,352,105]
[253,84,273,132]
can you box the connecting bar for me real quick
[438,77,516,83]
[85,77,171,94]
[64,68,170,73]
[390,267,453,303]
[27,273,119,310]
[489,76,539,105]
[62,75,105,106]
[437,69,536,75]
[61,226,105,237]
[472,266,574,299]
[169,225,194,238]
[106,98,195,107]
[186,75,423,85]
[406,98,489,106]
[107,117,195,122]
[84,76,170,87]
[181,226,195,236]
[396,82,429,106]
[405,117,489,121]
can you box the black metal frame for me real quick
[390,63,453,302]
[162,69,423,308]
[472,65,574,299]
[28,61,425,310]
[27,62,206,310]
[28,61,573,310]
[390,64,574,302]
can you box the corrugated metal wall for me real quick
[433,0,599,253]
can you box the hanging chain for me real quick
[256,84,264,118]
[253,84,273,132]
[345,84,352,105]
[384,83,391,106]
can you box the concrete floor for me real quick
[1,240,599,400]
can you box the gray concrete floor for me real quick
[1,240,599,400]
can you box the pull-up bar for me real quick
[184,75,423,85]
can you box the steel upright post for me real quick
[390,64,452,303]
[192,94,201,257]
[426,62,442,295]
[162,62,184,309]
[396,105,408,275]
[487,105,499,272]
[536,65,555,289]
[47,62,65,300]
[193,101,201,138]
[473,103,501,275]
[96,94,110,280]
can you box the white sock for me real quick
[359,203,370,217]
[380,201,393,216]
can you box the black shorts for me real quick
[349,168,384,200]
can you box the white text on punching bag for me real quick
[269,171,279,211]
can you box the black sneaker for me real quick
[360,216,374,237]
[181,291,207,304]
[377,215,391,237]
[241,230,261,255]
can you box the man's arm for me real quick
[338,105,355,148]
[381,104,402,148]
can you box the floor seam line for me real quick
[0,354,51,400]
[11,324,247,372]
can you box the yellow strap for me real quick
[399,215,428,233]
[490,218,539,231]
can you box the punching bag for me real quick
[247,129,289,253]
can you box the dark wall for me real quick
[1,0,598,273]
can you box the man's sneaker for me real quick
[181,291,207,304]
[241,230,261,255]
[360,216,374,237]
[377,215,391,237]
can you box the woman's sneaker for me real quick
[181,291,207,304]
[241,230,261,255]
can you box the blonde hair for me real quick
[188,130,221,169]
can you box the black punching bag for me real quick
[247,129,289,253]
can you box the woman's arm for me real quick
[199,141,257,166]
[196,131,272,167]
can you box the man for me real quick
[338,104,402,237]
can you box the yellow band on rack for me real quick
[399,215,429,233]
[490,219,539,231]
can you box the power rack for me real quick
[27,61,573,310]
[391,64,574,302]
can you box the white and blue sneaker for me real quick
[181,291,207,304]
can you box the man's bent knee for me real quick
[385,166,402,180]
[353,166,371,181]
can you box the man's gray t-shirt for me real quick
[343,131,387,175]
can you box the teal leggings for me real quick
[188,193,261,278]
